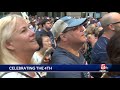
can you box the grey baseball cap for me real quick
[51,16,87,39]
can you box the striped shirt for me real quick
[91,36,109,64]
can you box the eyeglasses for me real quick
[107,21,120,26]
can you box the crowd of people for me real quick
[0,12,120,78]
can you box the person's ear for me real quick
[108,24,115,31]
[60,33,67,41]
[5,40,15,50]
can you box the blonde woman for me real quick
[0,14,40,78]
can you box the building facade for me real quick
[0,12,108,19]
[28,12,66,18]
[66,12,108,18]
[34,12,108,18]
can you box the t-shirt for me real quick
[91,36,109,64]
[47,46,90,78]
[90,36,109,78]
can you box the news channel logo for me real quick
[99,64,108,72]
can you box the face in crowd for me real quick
[61,25,87,45]
[43,21,52,30]
[7,16,39,53]
[0,14,39,64]
[42,36,52,50]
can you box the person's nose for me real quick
[29,29,35,37]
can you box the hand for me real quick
[43,55,51,63]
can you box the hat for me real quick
[51,16,87,39]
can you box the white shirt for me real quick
[0,72,41,78]
[32,52,43,64]
[32,52,47,77]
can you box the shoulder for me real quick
[51,54,73,64]
[51,50,73,64]
[33,52,40,57]
[92,37,108,52]
[97,37,109,46]
[32,52,42,64]
[51,48,77,64]
[0,72,28,78]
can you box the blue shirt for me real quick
[91,36,109,64]
[90,36,109,78]
[47,46,90,78]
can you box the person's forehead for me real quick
[42,36,50,39]
[16,18,28,29]
[16,17,26,23]
[46,21,51,24]
[42,37,51,42]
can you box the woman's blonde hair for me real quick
[0,14,25,64]
[86,24,96,35]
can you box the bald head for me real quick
[100,12,120,27]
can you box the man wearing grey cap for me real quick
[46,16,91,78]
